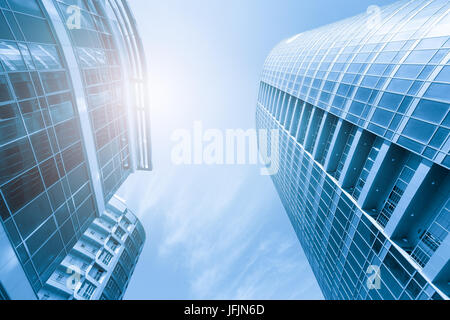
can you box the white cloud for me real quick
[118,166,323,299]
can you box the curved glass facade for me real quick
[257,0,449,300]
[0,0,149,299]
[0,0,97,295]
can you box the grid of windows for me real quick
[0,0,97,293]
[262,0,450,168]
[257,103,447,299]
[53,0,132,201]
[257,0,449,299]
[38,197,146,300]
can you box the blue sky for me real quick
[117,0,398,300]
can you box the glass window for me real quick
[386,79,412,94]
[0,41,26,71]
[413,99,448,124]
[0,11,14,40]
[7,0,43,17]
[355,87,372,102]
[395,64,423,79]
[0,137,35,185]
[55,118,81,149]
[371,108,394,127]
[17,43,34,69]
[0,102,26,145]
[32,232,64,276]
[403,119,436,143]
[0,192,10,221]
[62,142,83,172]
[13,193,52,239]
[54,204,70,226]
[60,218,75,244]
[47,181,65,210]
[435,65,450,83]
[3,10,24,41]
[416,37,448,50]
[30,130,52,162]
[39,157,59,188]
[67,163,88,192]
[424,83,450,103]
[25,218,56,255]
[349,101,364,116]
[378,92,403,111]
[15,13,54,44]
[48,93,74,124]
[40,71,68,94]
[418,65,435,80]
[0,74,12,102]
[19,99,44,133]
[1,166,44,213]
[404,50,436,64]
[9,72,35,100]
[429,128,449,149]
[29,44,62,70]
[367,64,387,76]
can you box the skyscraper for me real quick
[38,195,145,300]
[0,0,150,299]
[257,0,449,300]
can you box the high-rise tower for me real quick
[0,0,150,299]
[257,0,449,300]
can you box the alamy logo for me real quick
[366,265,381,290]
[66,5,81,30]
[171,121,280,176]
[66,265,82,291]
[366,5,382,30]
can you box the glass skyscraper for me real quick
[0,0,150,299]
[257,0,449,300]
[38,195,145,300]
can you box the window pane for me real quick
[16,44,34,71]
[30,130,52,162]
[29,44,62,70]
[26,218,56,255]
[0,137,35,185]
[13,193,52,239]
[0,74,12,102]
[0,102,26,145]
[55,118,81,149]
[413,99,448,124]
[435,65,450,83]
[9,72,35,100]
[424,83,450,103]
[40,71,68,93]
[404,50,436,64]
[2,166,43,213]
[0,41,26,71]
[0,11,14,40]
[15,13,54,44]
[19,99,44,133]
[7,0,43,17]
[403,119,436,143]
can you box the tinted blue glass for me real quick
[424,83,450,103]
[435,65,450,83]
[1,166,43,212]
[7,0,43,16]
[403,119,436,143]
[413,99,448,124]
[0,138,35,185]
[379,92,403,111]
[0,102,26,145]
[13,193,52,239]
